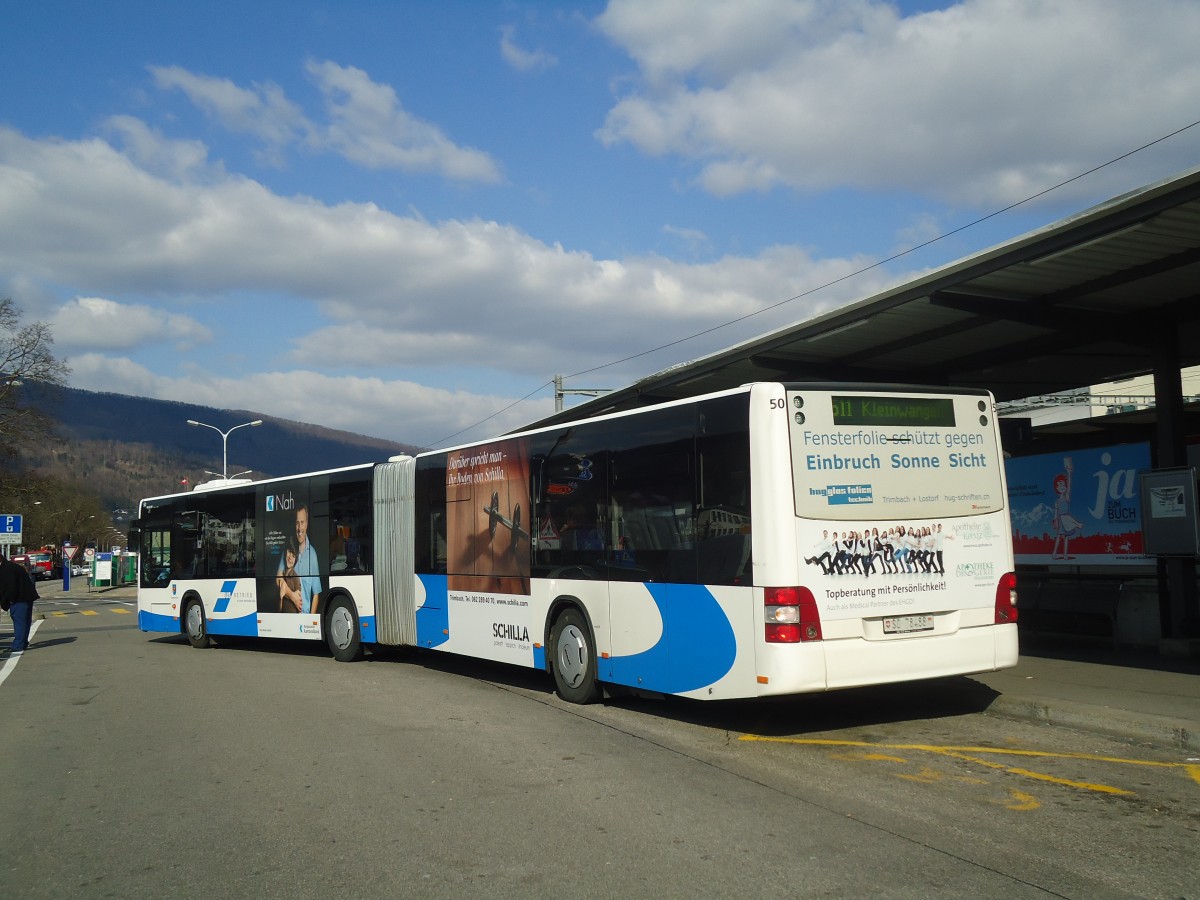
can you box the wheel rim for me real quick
[329,605,354,650]
[556,623,589,688]
[186,604,204,640]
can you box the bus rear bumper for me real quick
[756,623,1018,697]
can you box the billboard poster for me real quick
[1006,443,1150,565]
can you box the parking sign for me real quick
[0,514,22,545]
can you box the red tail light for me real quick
[995,572,1018,624]
[765,586,822,643]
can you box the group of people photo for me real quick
[805,524,950,578]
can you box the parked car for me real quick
[71,562,88,577]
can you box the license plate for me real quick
[883,615,934,634]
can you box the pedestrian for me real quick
[1,550,40,652]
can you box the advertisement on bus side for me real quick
[433,437,536,667]
[256,478,328,637]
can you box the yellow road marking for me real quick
[1003,790,1040,811]
[39,607,133,618]
[740,735,1195,797]
[741,736,1192,769]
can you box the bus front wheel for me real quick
[325,596,364,662]
[550,608,600,704]
[184,599,211,649]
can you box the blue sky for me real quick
[2,0,1199,449]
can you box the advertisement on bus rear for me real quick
[799,516,1005,621]
[789,390,1009,621]
[788,390,1007,522]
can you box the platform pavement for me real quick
[6,582,1200,752]
[968,639,1200,752]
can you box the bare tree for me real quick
[0,298,70,458]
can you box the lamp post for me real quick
[186,419,263,480]
[31,502,69,549]
[204,469,253,482]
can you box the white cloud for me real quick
[105,116,215,181]
[51,297,212,352]
[595,0,1200,205]
[500,24,559,72]
[306,60,503,182]
[150,65,309,167]
[0,124,897,445]
[151,60,502,183]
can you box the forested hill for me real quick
[27,387,421,509]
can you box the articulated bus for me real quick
[135,383,1018,703]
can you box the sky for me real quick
[2,0,1199,450]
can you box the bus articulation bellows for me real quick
[134,383,1018,703]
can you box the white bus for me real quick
[135,383,1018,703]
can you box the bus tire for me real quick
[550,608,600,704]
[325,596,364,662]
[184,598,211,649]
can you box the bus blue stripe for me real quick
[416,575,450,648]
[604,584,737,694]
[139,610,177,633]
[207,613,258,637]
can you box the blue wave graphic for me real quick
[603,583,737,694]
[416,574,450,648]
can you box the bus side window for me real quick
[530,424,609,579]
[609,407,695,584]
[697,395,752,586]
[415,459,448,575]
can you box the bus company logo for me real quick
[493,622,530,643]
[266,492,295,513]
[956,562,994,579]
[171,584,178,597]
[299,623,320,636]
[213,580,239,613]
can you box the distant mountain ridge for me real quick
[29,387,422,509]
[55,387,419,469]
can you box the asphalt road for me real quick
[2,595,1198,899]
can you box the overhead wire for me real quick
[431,117,1200,448]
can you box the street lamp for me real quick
[31,502,69,549]
[204,469,253,481]
[186,419,263,480]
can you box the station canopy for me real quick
[528,164,1200,429]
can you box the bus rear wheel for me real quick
[550,608,600,704]
[184,599,211,649]
[325,596,364,662]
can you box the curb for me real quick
[985,694,1199,753]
